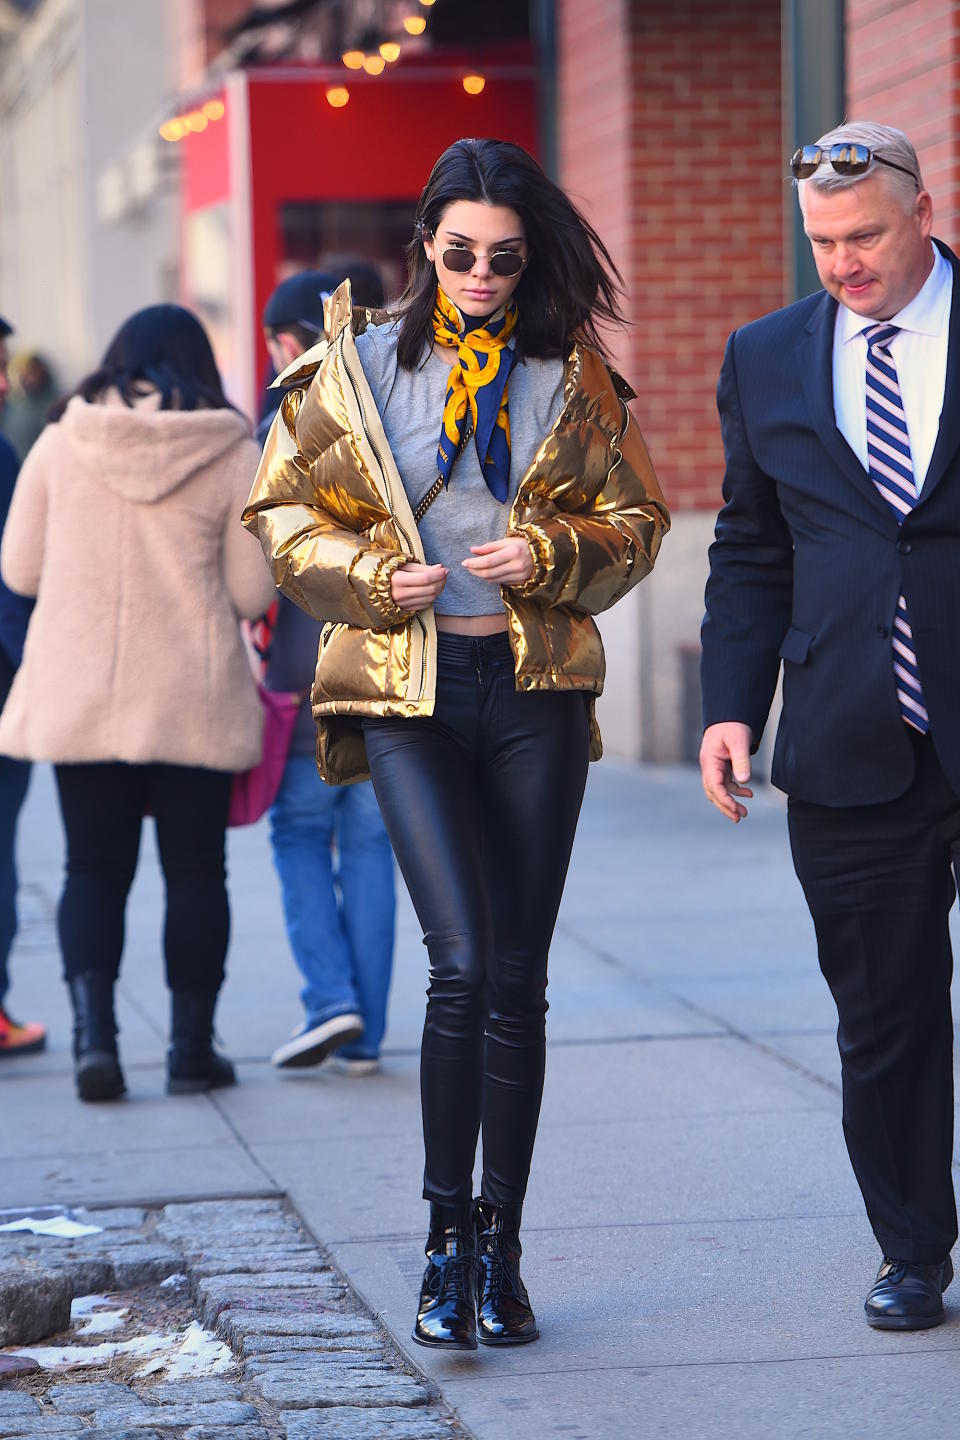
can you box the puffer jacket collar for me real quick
[271,279,637,464]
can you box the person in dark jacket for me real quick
[259,265,397,1073]
[0,313,43,1057]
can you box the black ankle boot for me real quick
[166,992,236,1095]
[412,1202,479,1350]
[476,1198,539,1345]
[68,973,125,1103]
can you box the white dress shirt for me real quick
[833,243,952,492]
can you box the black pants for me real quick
[363,631,590,1207]
[788,731,960,1263]
[55,763,232,998]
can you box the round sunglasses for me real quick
[421,228,528,278]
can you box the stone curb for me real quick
[0,1198,468,1440]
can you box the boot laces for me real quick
[428,1252,475,1301]
[482,1249,523,1299]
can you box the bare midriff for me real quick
[435,613,508,635]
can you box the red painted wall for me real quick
[245,52,539,395]
[179,49,539,413]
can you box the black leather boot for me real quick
[68,973,125,1102]
[166,992,236,1095]
[412,1202,479,1350]
[476,1198,539,1345]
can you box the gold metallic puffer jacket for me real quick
[242,281,670,784]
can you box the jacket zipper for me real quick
[340,339,428,702]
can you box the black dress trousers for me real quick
[787,731,960,1264]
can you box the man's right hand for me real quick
[699,722,754,823]
[391,562,448,611]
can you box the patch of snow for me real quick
[71,1298,129,1336]
[0,1216,102,1238]
[7,1333,172,1370]
[6,1322,233,1379]
[159,1272,187,1288]
[136,1321,233,1379]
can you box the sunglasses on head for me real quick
[790,143,920,185]
[420,227,527,277]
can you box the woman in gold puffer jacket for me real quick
[244,138,669,1354]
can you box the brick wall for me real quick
[557,0,784,513]
[557,0,635,372]
[846,0,960,244]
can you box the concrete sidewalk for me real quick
[3,759,960,1438]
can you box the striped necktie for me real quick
[863,322,929,734]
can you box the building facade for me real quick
[0,0,955,763]
[0,0,178,382]
[556,0,960,762]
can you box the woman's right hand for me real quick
[391,562,448,611]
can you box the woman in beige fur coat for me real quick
[0,305,274,1102]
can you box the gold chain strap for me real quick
[412,417,474,525]
[413,476,443,524]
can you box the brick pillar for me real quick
[556,0,784,761]
[846,0,960,244]
[557,0,783,512]
[556,0,636,381]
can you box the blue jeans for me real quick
[269,756,395,1058]
[0,757,31,1006]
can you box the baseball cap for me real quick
[262,271,340,335]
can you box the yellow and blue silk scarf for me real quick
[433,287,518,503]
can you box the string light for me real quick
[363,54,386,74]
[341,50,365,69]
[462,75,486,95]
[380,42,401,62]
[403,15,427,34]
[159,98,226,142]
[326,87,350,108]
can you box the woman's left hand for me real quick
[461,535,534,586]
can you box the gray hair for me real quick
[796,120,923,211]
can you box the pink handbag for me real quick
[228,685,303,827]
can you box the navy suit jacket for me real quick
[701,240,960,807]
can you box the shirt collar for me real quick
[837,242,952,345]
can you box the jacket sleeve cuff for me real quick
[370,552,415,625]
[511,527,551,600]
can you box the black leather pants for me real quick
[363,631,590,1206]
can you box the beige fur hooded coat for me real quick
[0,394,275,770]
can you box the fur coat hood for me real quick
[58,392,253,502]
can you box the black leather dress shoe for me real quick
[865,1255,954,1330]
[412,1203,478,1351]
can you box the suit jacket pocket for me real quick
[779,626,814,665]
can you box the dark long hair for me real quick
[50,304,233,420]
[395,138,623,370]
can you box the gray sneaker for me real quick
[330,1056,380,1077]
[271,1013,364,1069]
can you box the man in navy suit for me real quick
[700,121,960,1330]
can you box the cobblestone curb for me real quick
[0,1199,467,1440]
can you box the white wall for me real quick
[0,0,177,383]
